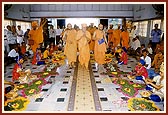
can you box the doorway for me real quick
[57,19,65,29]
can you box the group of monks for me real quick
[28,20,130,70]
[63,23,107,70]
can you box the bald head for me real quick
[81,23,87,31]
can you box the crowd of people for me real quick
[4,20,164,103]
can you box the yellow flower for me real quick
[29,89,35,94]
[5,97,30,111]
[19,85,24,88]
[43,72,49,75]
[120,81,125,84]
[139,104,146,109]
[111,72,117,75]
[35,81,42,85]
[11,103,19,109]
[133,84,140,87]
[124,87,131,92]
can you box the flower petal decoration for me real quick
[118,85,138,97]
[128,98,160,111]
[21,85,41,97]
[16,83,28,90]
[4,96,30,111]
[132,83,145,89]
[29,78,47,87]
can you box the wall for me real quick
[4,4,31,21]
[133,4,160,21]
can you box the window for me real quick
[16,21,31,33]
[108,18,122,29]
[152,19,161,29]
[4,19,13,28]
[133,21,148,37]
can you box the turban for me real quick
[16,56,23,63]
[122,47,127,53]
[139,59,146,66]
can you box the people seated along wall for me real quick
[145,62,164,102]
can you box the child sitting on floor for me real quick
[43,45,51,59]
[12,56,31,83]
[118,47,128,65]
[49,42,58,55]
[144,62,164,102]
[131,59,148,82]
[32,45,45,65]
[115,44,122,62]
[106,42,115,55]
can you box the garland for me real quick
[16,83,28,90]
[29,79,47,87]
[128,98,160,111]
[21,85,41,97]
[4,96,30,111]
[113,78,145,97]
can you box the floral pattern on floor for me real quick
[128,98,160,111]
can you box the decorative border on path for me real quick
[67,63,78,111]
[89,63,102,111]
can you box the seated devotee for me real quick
[8,46,19,64]
[140,49,159,79]
[132,36,141,51]
[131,59,148,82]
[140,49,151,69]
[12,56,31,83]
[58,40,63,52]
[115,44,122,62]
[32,46,45,65]
[145,62,164,102]
[106,42,115,55]
[129,36,141,55]
[118,47,128,65]
[147,43,153,55]
[147,43,153,61]
[20,42,30,60]
[43,45,51,59]
[154,43,161,55]
[4,80,17,102]
[49,42,58,55]
[151,50,164,74]
[136,44,146,57]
